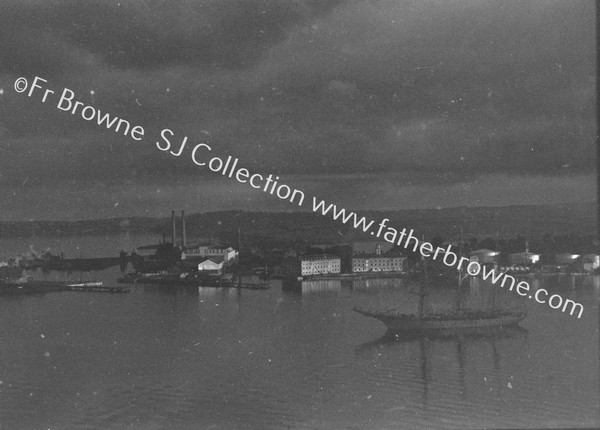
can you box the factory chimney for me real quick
[181,210,186,249]
[171,210,176,247]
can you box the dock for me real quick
[0,280,129,295]
[234,282,271,290]
[299,271,407,281]
[67,284,130,293]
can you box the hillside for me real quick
[0,203,595,247]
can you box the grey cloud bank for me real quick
[0,0,594,189]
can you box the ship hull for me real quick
[354,308,527,335]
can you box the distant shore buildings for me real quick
[352,241,393,255]
[291,241,407,278]
[351,241,406,272]
[290,238,600,280]
[124,211,600,279]
[350,241,406,273]
[299,255,341,276]
[582,254,600,271]
[182,245,238,264]
[352,255,406,273]
[196,258,224,275]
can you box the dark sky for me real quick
[0,0,595,187]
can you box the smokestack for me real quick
[181,210,186,248]
[171,211,176,247]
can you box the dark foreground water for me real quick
[0,235,598,429]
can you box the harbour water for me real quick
[0,234,598,429]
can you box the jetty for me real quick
[234,282,271,290]
[0,279,129,295]
[66,282,130,293]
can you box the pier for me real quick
[67,284,130,293]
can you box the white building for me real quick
[197,258,224,275]
[352,255,406,273]
[300,255,341,276]
[182,245,238,264]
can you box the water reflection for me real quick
[132,283,199,297]
[357,326,529,405]
[535,273,594,291]
[300,279,341,296]
[0,233,597,429]
[283,276,410,298]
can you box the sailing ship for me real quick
[354,232,527,335]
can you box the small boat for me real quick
[67,282,129,293]
[66,281,104,287]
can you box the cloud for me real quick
[0,0,595,185]
[0,0,347,72]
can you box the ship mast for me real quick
[419,234,427,318]
[456,227,465,313]
[490,230,500,311]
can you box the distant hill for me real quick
[0,203,595,247]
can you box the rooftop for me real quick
[352,254,406,260]
[300,254,340,261]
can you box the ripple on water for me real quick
[0,267,598,429]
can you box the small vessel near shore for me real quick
[66,281,104,288]
[0,277,128,295]
[67,281,129,293]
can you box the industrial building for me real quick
[182,245,238,264]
